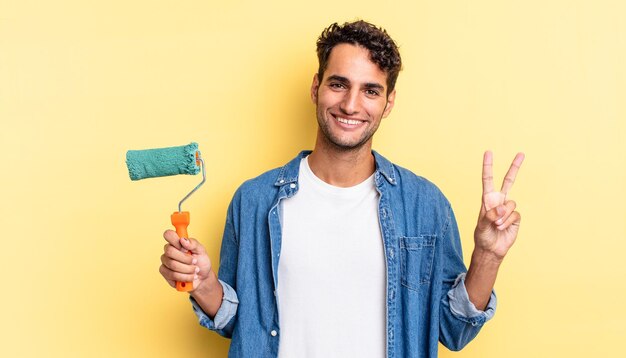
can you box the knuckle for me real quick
[159,265,169,277]
[503,201,515,211]
[165,245,174,256]
[165,245,180,257]
[162,257,175,270]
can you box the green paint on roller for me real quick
[126,142,200,180]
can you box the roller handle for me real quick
[171,211,193,292]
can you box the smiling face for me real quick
[311,43,396,153]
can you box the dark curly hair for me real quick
[316,20,402,95]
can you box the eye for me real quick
[365,89,380,97]
[329,82,346,90]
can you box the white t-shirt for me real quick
[277,157,386,358]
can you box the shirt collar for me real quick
[274,150,397,187]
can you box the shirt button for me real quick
[289,183,296,189]
[270,330,278,337]
[279,179,285,184]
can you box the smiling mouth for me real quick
[335,116,364,126]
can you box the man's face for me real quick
[311,43,396,151]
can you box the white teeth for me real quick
[337,117,361,125]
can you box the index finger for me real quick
[482,150,495,194]
[163,229,182,250]
[501,152,525,195]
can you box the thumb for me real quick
[180,237,205,255]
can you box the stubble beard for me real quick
[315,106,380,152]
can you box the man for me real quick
[159,20,524,357]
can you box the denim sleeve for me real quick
[189,279,239,330]
[438,204,495,351]
[189,200,240,338]
[447,272,497,324]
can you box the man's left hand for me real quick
[473,151,525,261]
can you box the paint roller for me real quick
[125,142,206,292]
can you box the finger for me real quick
[501,152,525,195]
[170,270,197,283]
[162,266,197,283]
[163,229,182,250]
[180,237,206,255]
[482,150,495,194]
[478,201,515,229]
[159,262,197,283]
[161,254,198,274]
[164,244,196,265]
[158,265,176,288]
[494,200,517,226]
[477,203,501,230]
[496,211,521,231]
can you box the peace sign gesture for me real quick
[473,151,525,261]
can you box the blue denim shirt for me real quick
[191,151,496,357]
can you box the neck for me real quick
[308,136,376,188]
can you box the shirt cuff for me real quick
[447,273,497,326]
[189,279,239,330]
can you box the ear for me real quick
[310,74,320,104]
[382,89,396,118]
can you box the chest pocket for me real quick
[400,235,436,290]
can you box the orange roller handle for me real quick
[171,211,193,292]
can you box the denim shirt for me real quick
[191,151,496,357]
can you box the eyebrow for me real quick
[326,75,386,92]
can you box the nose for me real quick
[339,88,360,115]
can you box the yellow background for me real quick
[1,0,624,356]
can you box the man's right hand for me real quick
[159,229,213,292]
[159,230,224,318]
